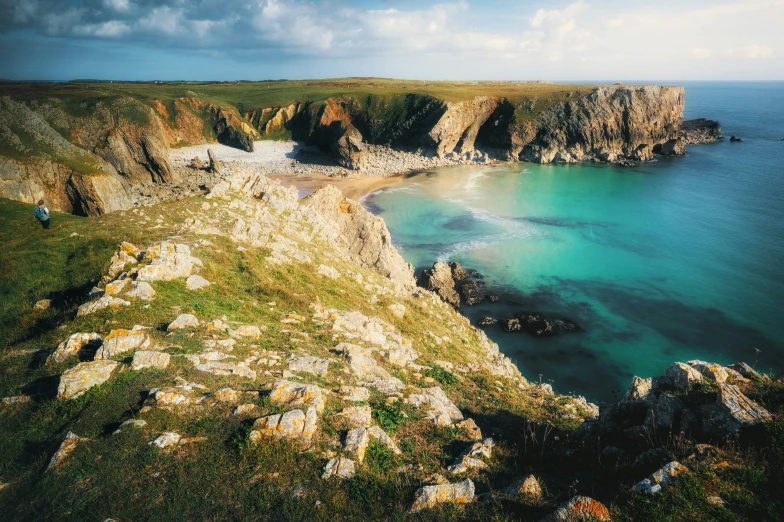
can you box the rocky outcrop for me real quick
[681,118,722,144]
[419,262,461,307]
[302,185,415,288]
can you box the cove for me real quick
[366,82,784,402]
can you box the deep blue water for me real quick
[366,82,784,402]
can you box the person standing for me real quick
[34,199,50,229]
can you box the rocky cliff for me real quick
[1,83,690,215]
[0,93,256,215]
[244,86,685,169]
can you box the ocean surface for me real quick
[365,82,784,403]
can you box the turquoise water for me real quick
[366,82,784,402]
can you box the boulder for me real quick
[215,388,241,402]
[126,281,156,300]
[687,360,728,383]
[387,303,406,319]
[447,455,489,474]
[729,362,763,380]
[58,360,119,400]
[344,426,401,463]
[340,386,370,402]
[149,432,181,449]
[518,313,554,337]
[33,299,51,311]
[456,279,483,306]
[230,325,261,339]
[644,393,684,432]
[185,274,211,291]
[76,295,130,316]
[322,456,356,479]
[665,362,703,390]
[113,419,147,435]
[419,262,460,308]
[168,314,200,331]
[47,431,81,470]
[405,386,464,426]
[623,376,654,404]
[702,383,772,438]
[633,461,689,495]
[48,332,102,364]
[478,317,497,327]
[131,351,170,370]
[410,478,475,513]
[503,474,542,499]
[104,278,129,296]
[456,418,483,441]
[249,407,318,442]
[270,380,326,414]
[288,355,330,377]
[317,264,340,279]
[95,329,150,359]
[137,242,198,282]
[540,496,611,522]
[336,405,372,428]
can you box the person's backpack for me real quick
[34,206,49,221]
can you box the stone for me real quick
[456,418,483,441]
[336,405,372,428]
[634,461,689,494]
[136,242,198,282]
[76,295,131,316]
[1,395,31,406]
[687,360,728,383]
[419,262,460,308]
[703,383,772,438]
[504,474,542,499]
[149,432,181,448]
[322,456,356,479]
[113,419,147,434]
[95,329,150,359]
[105,278,129,296]
[317,264,340,279]
[185,274,211,291]
[152,389,191,407]
[729,362,763,380]
[340,386,371,402]
[447,455,489,474]
[288,355,330,377]
[233,404,259,416]
[343,427,371,462]
[405,386,464,426]
[131,351,170,370]
[388,303,406,319]
[195,361,256,379]
[250,407,318,442]
[465,438,493,459]
[206,319,230,332]
[126,281,156,300]
[58,360,119,400]
[344,426,401,463]
[33,299,51,311]
[623,376,654,403]
[48,332,102,364]
[665,362,703,390]
[478,317,497,327]
[270,380,326,414]
[215,388,241,402]
[47,432,81,470]
[644,393,684,432]
[168,313,200,331]
[456,279,483,306]
[540,496,611,522]
[410,478,475,513]
[231,325,261,339]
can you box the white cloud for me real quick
[75,20,131,37]
[692,48,711,58]
[742,44,773,58]
[138,6,185,35]
[103,0,131,13]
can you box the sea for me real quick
[364,82,784,403]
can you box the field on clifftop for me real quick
[1,174,783,521]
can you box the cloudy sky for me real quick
[0,0,782,81]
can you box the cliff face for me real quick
[246,86,685,169]
[0,94,257,215]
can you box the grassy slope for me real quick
[1,193,781,522]
[0,196,586,521]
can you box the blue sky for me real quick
[0,0,782,81]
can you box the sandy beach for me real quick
[268,172,412,201]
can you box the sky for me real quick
[0,0,782,81]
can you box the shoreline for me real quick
[268,171,414,201]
